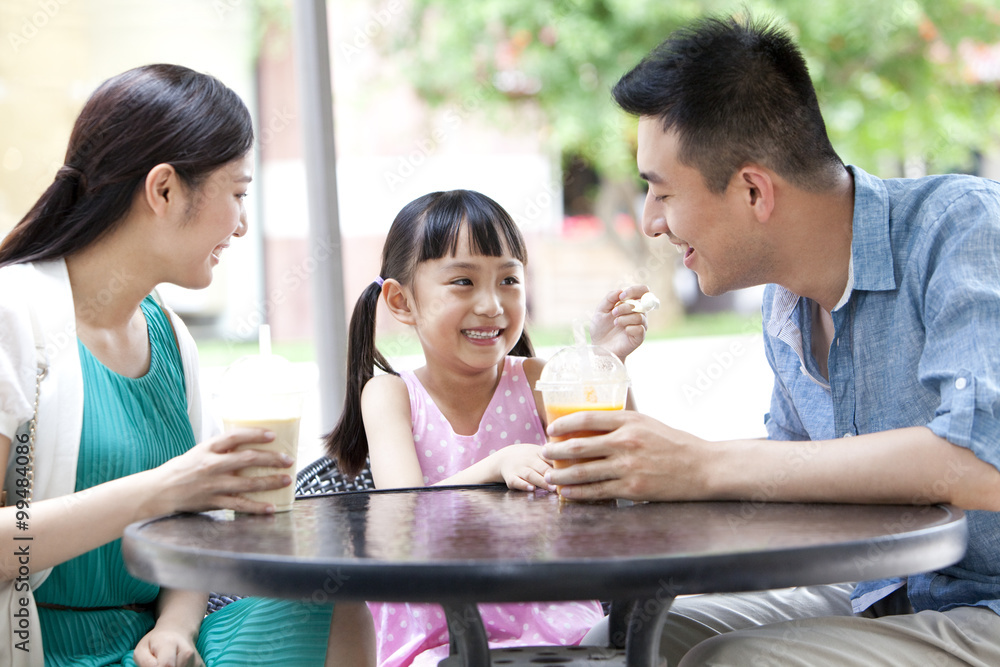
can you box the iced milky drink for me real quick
[215,351,305,512]
[222,415,301,511]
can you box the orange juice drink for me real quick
[543,402,625,468]
[535,345,629,497]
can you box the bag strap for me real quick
[1,307,47,509]
[22,306,48,505]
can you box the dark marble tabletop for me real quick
[123,485,967,604]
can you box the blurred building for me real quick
[6,1,995,351]
[253,0,675,345]
[1,0,651,349]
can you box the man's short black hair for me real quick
[613,14,844,193]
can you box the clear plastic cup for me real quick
[535,345,629,485]
[214,353,305,512]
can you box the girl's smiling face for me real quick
[407,224,526,375]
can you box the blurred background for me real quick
[2,0,999,448]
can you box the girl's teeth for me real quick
[464,330,499,340]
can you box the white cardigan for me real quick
[0,259,213,589]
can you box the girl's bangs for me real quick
[417,191,526,263]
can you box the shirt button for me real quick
[955,378,968,390]
[843,432,854,438]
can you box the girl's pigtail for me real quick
[323,280,394,477]
[510,330,535,358]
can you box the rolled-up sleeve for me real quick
[920,189,1000,471]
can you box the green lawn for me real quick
[196,311,761,367]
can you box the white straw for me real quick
[572,319,588,347]
[258,324,272,356]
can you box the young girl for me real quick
[325,189,649,666]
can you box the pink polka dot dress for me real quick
[367,356,605,667]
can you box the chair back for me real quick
[295,456,375,496]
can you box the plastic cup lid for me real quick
[535,344,629,390]
[216,354,304,398]
[214,354,305,421]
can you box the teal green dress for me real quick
[34,297,333,666]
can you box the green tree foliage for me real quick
[390,0,1000,183]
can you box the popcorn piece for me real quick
[623,292,660,314]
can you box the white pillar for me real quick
[293,0,347,433]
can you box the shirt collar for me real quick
[766,165,892,334]
[847,165,896,293]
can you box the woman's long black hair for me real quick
[324,190,535,477]
[0,64,254,267]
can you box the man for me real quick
[542,13,1000,666]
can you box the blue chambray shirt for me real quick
[762,165,1000,616]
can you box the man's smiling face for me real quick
[636,116,770,296]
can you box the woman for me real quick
[0,64,348,666]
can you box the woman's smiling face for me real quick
[170,152,253,289]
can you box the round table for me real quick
[123,485,967,666]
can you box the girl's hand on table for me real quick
[494,444,556,493]
[145,428,294,516]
